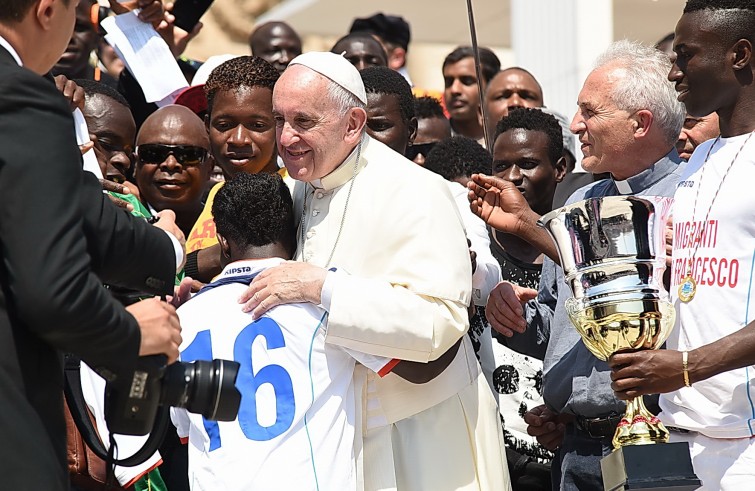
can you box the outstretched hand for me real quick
[467,173,533,234]
[485,281,537,337]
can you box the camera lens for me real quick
[162,360,241,421]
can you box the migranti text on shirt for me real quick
[671,219,739,289]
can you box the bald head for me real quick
[135,105,211,220]
[138,105,208,147]
[249,21,302,73]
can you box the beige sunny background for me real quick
[187,0,684,88]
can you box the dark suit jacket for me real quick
[0,45,176,489]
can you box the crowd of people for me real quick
[1,0,755,489]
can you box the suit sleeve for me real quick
[0,69,141,376]
[79,171,175,296]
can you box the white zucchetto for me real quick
[288,51,367,104]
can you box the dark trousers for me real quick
[551,423,613,491]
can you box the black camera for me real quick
[105,354,241,436]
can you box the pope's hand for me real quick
[239,261,328,318]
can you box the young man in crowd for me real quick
[483,67,544,135]
[135,105,212,236]
[470,107,566,490]
[248,21,302,74]
[442,46,501,144]
[78,79,136,185]
[360,65,416,156]
[331,33,388,71]
[184,56,285,283]
[609,1,755,488]
[174,172,458,489]
[469,40,685,489]
[409,95,451,165]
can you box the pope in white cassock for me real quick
[241,51,511,491]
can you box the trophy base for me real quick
[613,397,669,447]
[601,442,701,491]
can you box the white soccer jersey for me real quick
[663,134,755,438]
[172,258,396,491]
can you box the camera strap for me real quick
[64,354,171,467]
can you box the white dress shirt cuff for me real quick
[164,230,185,272]
[319,269,341,312]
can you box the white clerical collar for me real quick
[0,35,23,66]
[311,133,369,191]
[614,179,633,195]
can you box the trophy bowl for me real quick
[539,195,675,448]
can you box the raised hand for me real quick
[467,173,533,234]
[157,3,204,58]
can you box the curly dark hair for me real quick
[442,47,501,83]
[494,107,563,166]
[360,66,415,125]
[424,136,491,181]
[212,173,295,257]
[204,56,279,114]
[413,96,446,120]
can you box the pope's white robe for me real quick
[293,135,511,491]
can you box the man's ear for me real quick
[387,47,406,71]
[345,107,367,145]
[554,155,567,183]
[35,0,57,31]
[731,38,752,71]
[217,233,231,258]
[407,116,418,146]
[204,113,211,134]
[632,109,654,139]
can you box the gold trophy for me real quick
[540,196,699,490]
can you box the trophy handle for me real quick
[612,396,669,448]
[565,297,612,360]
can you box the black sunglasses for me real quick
[405,142,438,161]
[136,144,208,166]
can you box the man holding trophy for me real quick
[469,40,686,489]
[609,1,755,488]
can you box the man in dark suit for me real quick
[0,0,184,488]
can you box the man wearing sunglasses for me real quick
[135,105,212,237]
[410,96,451,166]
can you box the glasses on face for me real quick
[405,142,437,161]
[135,144,208,167]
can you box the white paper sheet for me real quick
[73,108,104,179]
[101,12,188,103]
